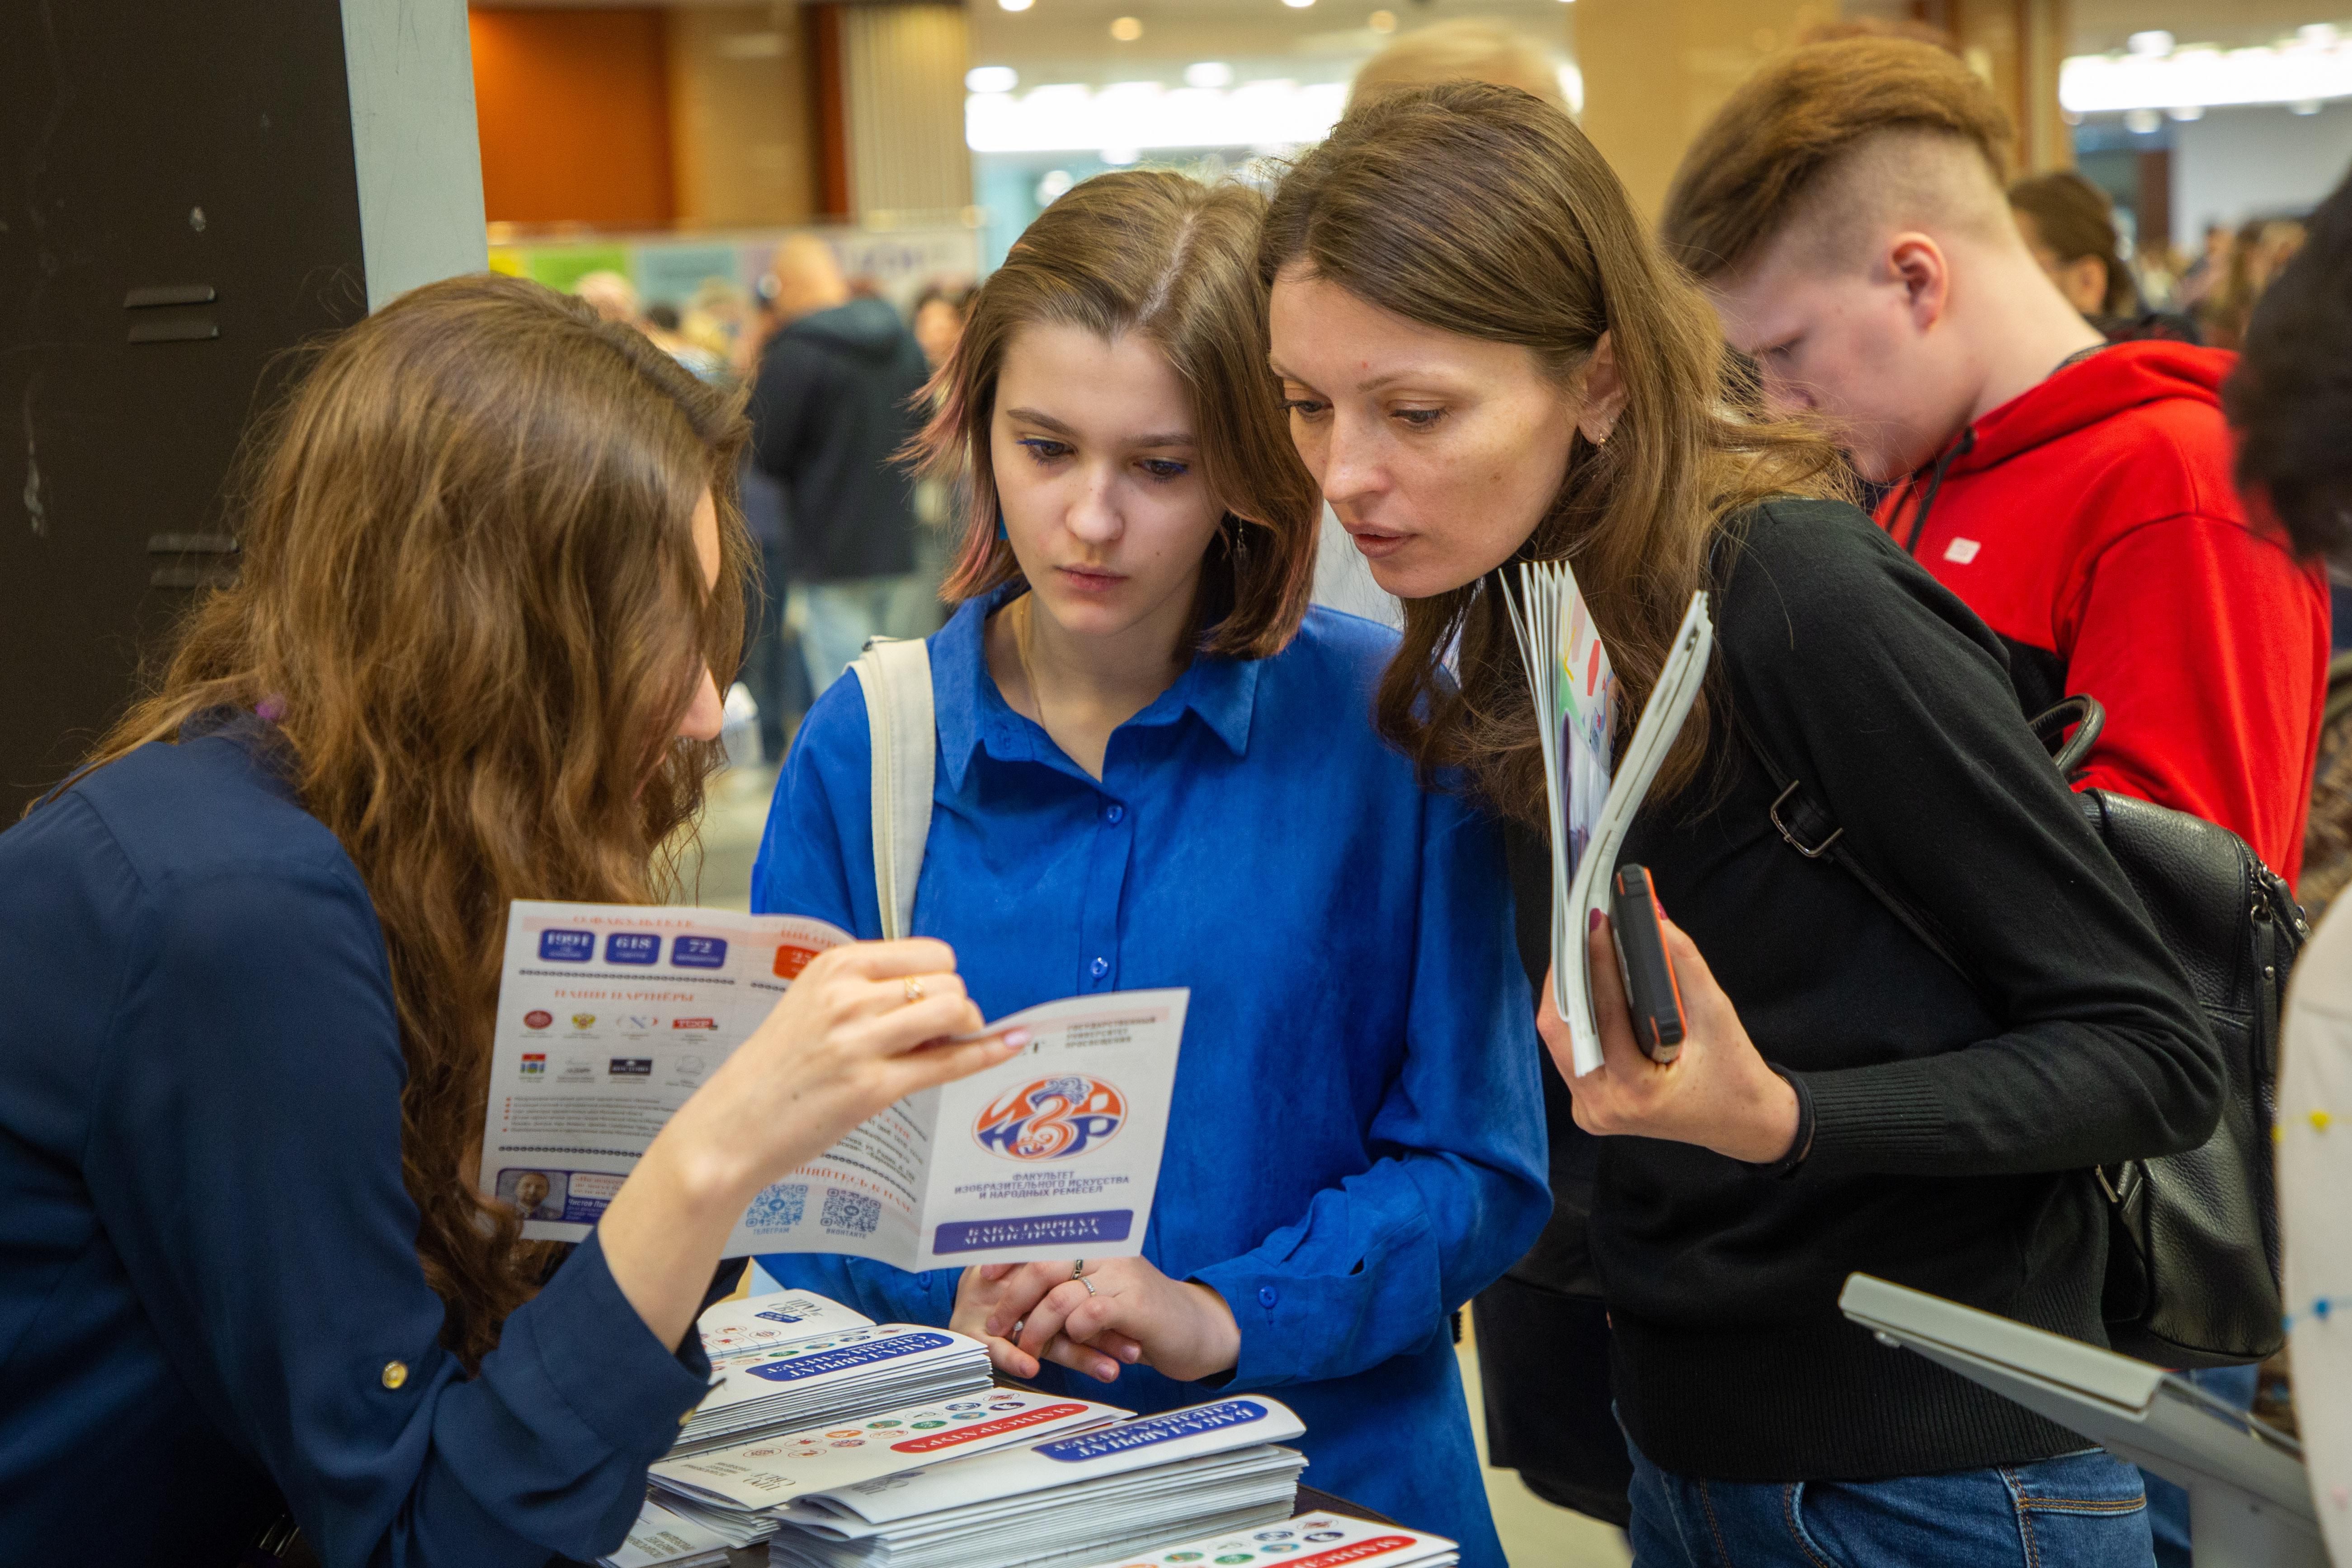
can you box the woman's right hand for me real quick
[664,939,1013,1197]
[599,938,1023,1351]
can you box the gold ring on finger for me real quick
[903,976,925,1003]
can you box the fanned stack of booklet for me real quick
[1077,1510,1460,1568]
[651,1386,1125,1546]
[1498,561,1714,1076]
[604,1289,1310,1568]
[763,1396,1309,1568]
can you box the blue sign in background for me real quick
[933,1210,1133,1255]
[1035,1400,1269,1462]
[538,930,594,962]
[606,932,660,965]
[672,935,728,969]
[744,1331,954,1383]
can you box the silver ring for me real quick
[1080,1276,1098,1298]
[903,976,925,1003]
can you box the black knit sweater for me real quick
[1522,497,2220,1482]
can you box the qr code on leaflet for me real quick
[745,1182,808,1233]
[820,1187,881,1238]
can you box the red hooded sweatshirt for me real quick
[1876,339,2327,884]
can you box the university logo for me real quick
[972,1074,1127,1162]
[523,1010,553,1030]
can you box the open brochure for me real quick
[1499,566,1714,1076]
[479,900,1188,1266]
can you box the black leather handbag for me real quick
[1748,695,2304,1367]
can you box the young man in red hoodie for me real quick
[1660,36,2326,886]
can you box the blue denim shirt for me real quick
[0,720,712,1568]
[751,589,1549,1565]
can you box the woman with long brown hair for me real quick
[1264,85,2218,1563]
[0,273,1018,1567]
[748,170,1548,1565]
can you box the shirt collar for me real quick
[931,581,1261,791]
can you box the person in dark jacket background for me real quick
[749,235,933,693]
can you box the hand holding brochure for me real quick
[479,900,1187,1265]
[1499,566,1714,1076]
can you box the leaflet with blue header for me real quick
[480,899,1188,1266]
[778,1397,1307,1529]
[650,1387,1127,1512]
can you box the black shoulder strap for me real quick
[1733,716,1975,986]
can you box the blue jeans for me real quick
[2144,1364,2260,1567]
[797,573,927,695]
[1627,1439,2154,1567]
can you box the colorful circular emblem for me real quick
[972,1074,1128,1162]
[524,1010,553,1030]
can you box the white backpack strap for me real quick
[848,636,936,942]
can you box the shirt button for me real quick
[1089,956,1109,979]
[1257,1286,1278,1309]
[1104,803,1125,824]
[380,1360,409,1390]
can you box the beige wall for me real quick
[666,4,817,229]
[1577,0,1843,223]
[842,3,972,227]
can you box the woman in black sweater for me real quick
[1261,85,2219,1565]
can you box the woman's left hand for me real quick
[957,1257,1240,1385]
[1539,909,1803,1165]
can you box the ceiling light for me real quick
[1283,0,1316,9]
[965,65,1018,94]
[998,0,1032,11]
[968,78,1350,154]
[1110,15,1143,41]
[1185,61,1236,88]
[2061,34,2352,114]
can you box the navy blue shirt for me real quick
[0,719,712,1567]
[750,590,1550,1568]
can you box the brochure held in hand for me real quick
[1498,562,1714,1076]
[478,900,1187,1265]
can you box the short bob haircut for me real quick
[911,170,1321,661]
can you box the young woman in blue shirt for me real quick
[749,171,1550,1565]
[0,274,1019,1568]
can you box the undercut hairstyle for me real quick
[2009,170,2140,317]
[911,170,1321,661]
[2227,165,2352,565]
[58,274,753,1370]
[1262,83,1846,827]
[1660,36,2014,283]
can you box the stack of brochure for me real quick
[676,1319,995,1455]
[649,1387,1128,1548]
[600,1289,990,1568]
[762,1396,1310,1568]
[603,1498,735,1568]
[1078,1511,1460,1568]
